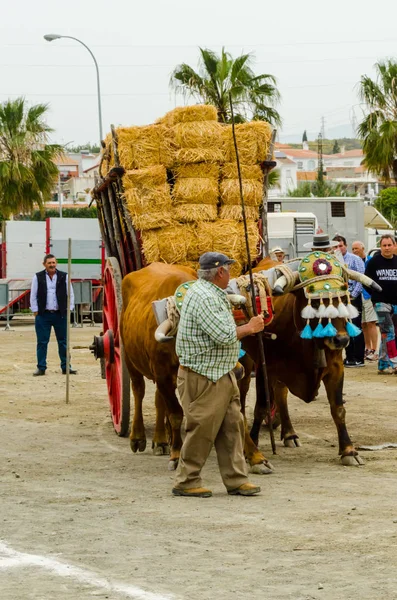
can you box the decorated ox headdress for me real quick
[298,250,360,340]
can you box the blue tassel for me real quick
[313,322,325,338]
[300,323,313,339]
[346,321,362,338]
[238,344,246,358]
[322,321,337,337]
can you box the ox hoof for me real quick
[152,443,170,456]
[250,461,275,475]
[284,437,301,448]
[130,438,147,453]
[168,459,179,471]
[341,454,365,466]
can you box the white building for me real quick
[271,151,298,196]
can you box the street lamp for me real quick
[44,34,103,143]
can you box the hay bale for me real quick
[220,179,263,206]
[239,220,260,263]
[196,220,241,258]
[116,124,175,169]
[175,147,225,164]
[141,224,198,264]
[163,105,218,126]
[124,182,173,231]
[173,120,225,164]
[223,121,272,164]
[174,163,220,179]
[173,204,217,223]
[174,121,223,149]
[123,165,167,189]
[173,178,219,205]
[221,162,263,181]
[219,205,260,221]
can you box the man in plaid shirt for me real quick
[173,252,265,498]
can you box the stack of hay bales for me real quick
[168,105,223,224]
[99,105,273,276]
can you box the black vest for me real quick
[36,269,67,316]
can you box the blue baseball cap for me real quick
[199,252,236,270]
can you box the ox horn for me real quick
[345,269,382,293]
[154,319,174,343]
[272,271,299,295]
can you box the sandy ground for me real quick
[1,318,397,600]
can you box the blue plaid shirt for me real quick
[342,251,364,298]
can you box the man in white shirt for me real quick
[30,254,76,376]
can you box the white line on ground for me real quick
[0,541,175,600]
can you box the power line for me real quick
[0,55,385,68]
[1,37,397,48]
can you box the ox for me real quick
[239,258,364,466]
[120,262,272,472]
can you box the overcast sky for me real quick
[1,0,396,146]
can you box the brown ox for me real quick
[239,257,364,466]
[120,262,272,472]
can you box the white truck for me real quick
[0,218,104,320]
[267,212,318,259]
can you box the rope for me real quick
[235,273,273,319]
[166,296,180,337]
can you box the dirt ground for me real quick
[1,318,397,600]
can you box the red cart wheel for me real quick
[102,257,130,436]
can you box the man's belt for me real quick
[45,309,60,313]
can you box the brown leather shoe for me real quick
[172,487,212,498]
[228,483,261,496]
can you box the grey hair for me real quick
[198,267,219,281]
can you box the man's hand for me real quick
[248,315,265,334]
[33,312,38,317]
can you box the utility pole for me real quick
[320,116,326,141]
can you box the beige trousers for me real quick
[174,368,248,491]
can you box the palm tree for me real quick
[0,98,62,217]
[358,60,397,183]
[170,47,281,126]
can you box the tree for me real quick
[358,60,397,183]
[332,140,341,154]
[67,143,100,154]
[302,130,308,142]
[170,47,281,125]
[375,187,397,225]
[0,98,62,217]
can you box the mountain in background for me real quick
[279,122,357,144]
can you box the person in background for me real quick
[270,246,285,263]
[333,235,365,367]
[30,254,77,376]
[352,240,379,361]
[365,235,397,374]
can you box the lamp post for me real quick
[44,34,103,144]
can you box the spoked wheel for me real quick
[101,257,130,436]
